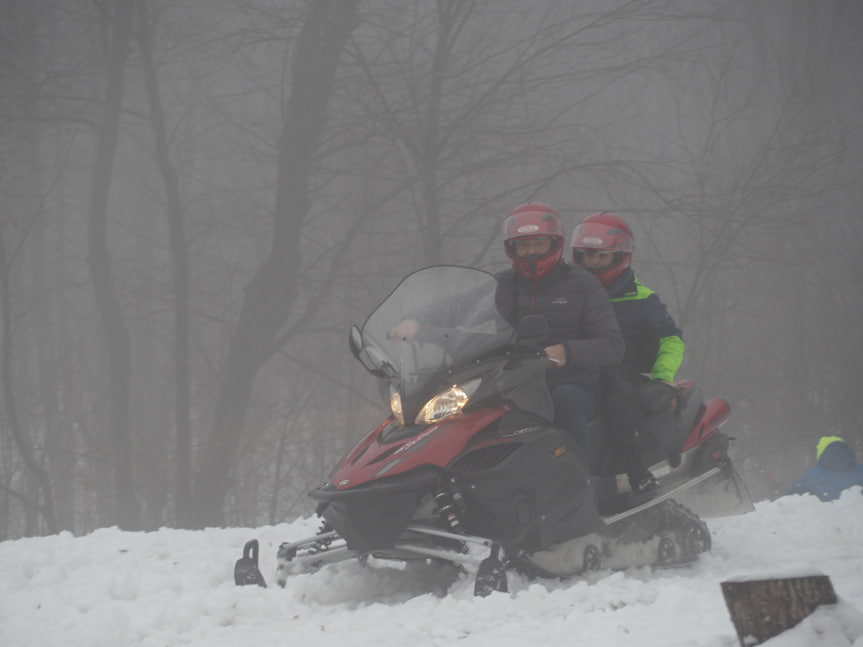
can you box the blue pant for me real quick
[551,382,599,460]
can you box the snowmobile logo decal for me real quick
[372,425,444,477]
[499,425,542,438]
[393,424,440,455]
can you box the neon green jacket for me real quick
[605,268,684,383]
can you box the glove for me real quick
[635,379,679,414]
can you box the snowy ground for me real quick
[2,490,862,647]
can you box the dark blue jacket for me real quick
[495,263,624,388]
[604,268,684,383]
[785,441,863,501]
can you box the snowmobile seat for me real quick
[638,382,703,467]
[585,381,704,478]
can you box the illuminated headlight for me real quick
[415,378,481,425]
[390,388,404,426]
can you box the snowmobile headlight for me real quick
[415,378,481,425]
[390,388,404,426]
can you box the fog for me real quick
[0,0,861,538]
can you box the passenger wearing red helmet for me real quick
[571,212,635,287]
[495,202,625,458]
[572,212,685,494]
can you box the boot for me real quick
[625,453,658,494]
[630,471,659,494]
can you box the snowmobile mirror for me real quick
[516,315,549,340]
[348,325,363,358]
[348,325,393,378]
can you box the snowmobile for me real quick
[235,265,752,595]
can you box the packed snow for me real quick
[2,490,862,647]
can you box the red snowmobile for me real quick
[235,266,751,595]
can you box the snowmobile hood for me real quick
[817,440,858,473]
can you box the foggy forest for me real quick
[0,0,861,540]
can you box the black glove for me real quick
[635,379,679,414]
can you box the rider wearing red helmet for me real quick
[572,212,685,494]
[392,202,624,460]
[495,202,625,459]
[502,202,565,280]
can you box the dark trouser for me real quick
[599,366,676,478]
[601,366,647,462]
[551,382,599,460]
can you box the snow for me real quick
[2,490,863,647]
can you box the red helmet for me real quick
[571,211,634,286]
[503,202,564,280]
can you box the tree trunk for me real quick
[135,0,193,526]
[0,0,57,536]
[0,228,57,533]
[721,575,838,646]
[188,0,361,529]
[86,0,139,531]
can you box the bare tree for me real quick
[606,0,863,497]
[134,0,193,523]
[0,220,58,534]
[86,0,139,531]
[189,0,362,528]
[341,0,709,277]
[0,0,60,535]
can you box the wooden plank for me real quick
[721,575,837,646]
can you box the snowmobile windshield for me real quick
[359,266,516,413]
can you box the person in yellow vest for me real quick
[785,436,863,501]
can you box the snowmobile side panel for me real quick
[454,427,604,552]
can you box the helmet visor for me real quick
[509,235,556,258]
[571,222,634,253]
